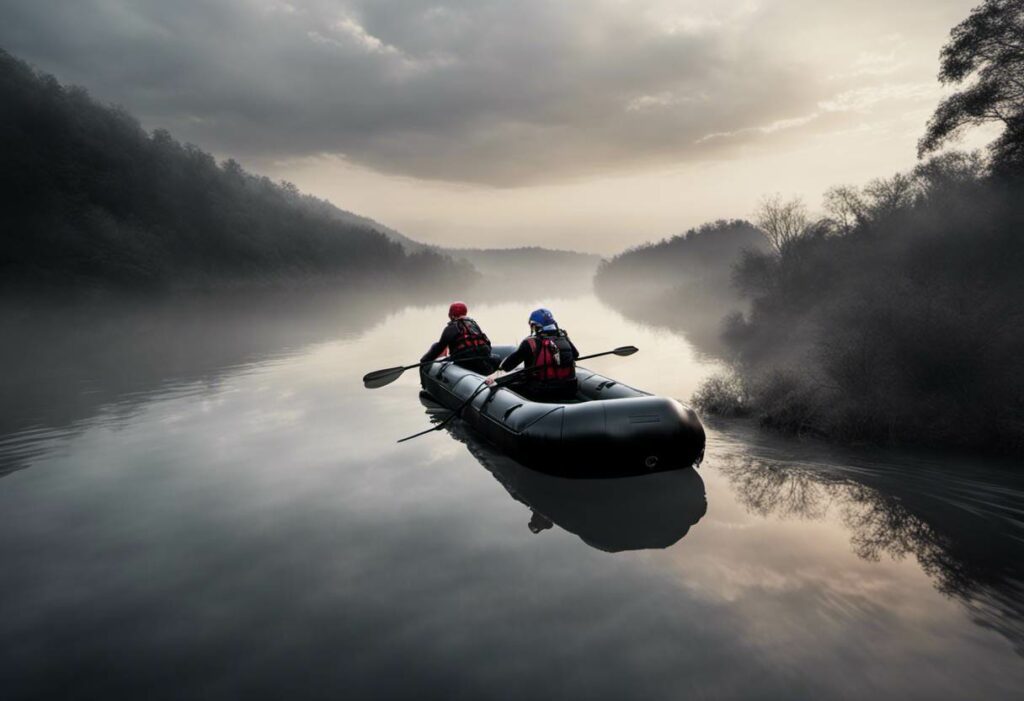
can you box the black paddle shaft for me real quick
[396,345,638,443]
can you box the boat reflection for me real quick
[421,392,707,552]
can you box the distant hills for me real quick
[0,46,605,296]
[595,219,766,299]
[301,199,430,254]
[594,220,768,354]
[274,195,603,294]
[445,247,602,292]
[296,198,603,294]
[0,48,469,294]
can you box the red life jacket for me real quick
[450,317,491,356]
[526,331,575,382]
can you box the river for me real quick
[1,290,1022,699]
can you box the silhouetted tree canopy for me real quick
[714,155,1024,454]
[597,4,1024,455]
[919,0,1024,174]
[0,48,472,292]
[689,1,1024,454]
[754,196,812,255]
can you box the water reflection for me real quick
[712,421,1024,655]
[2,292,1023,697]
[422,394,707,552]
[0,287,412,477]
[594,281,744,362]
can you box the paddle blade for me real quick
[363,366,405,389]
[613,345,639,356]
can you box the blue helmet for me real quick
[528,308,555,328]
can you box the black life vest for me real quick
[450,317,491,356]
[526,330,575,382]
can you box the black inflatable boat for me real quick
[420,345,705,476]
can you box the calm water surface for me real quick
[1,292,1022,699]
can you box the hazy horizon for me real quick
[0,0,998,253]
[4,2,1024,694]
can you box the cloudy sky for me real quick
[0,0,990,252]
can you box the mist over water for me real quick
[1,289,1023,699]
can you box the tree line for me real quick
[0,48,473,292]
[608,0,1024,454]
[708,150,1024,452]
[703,0,1024,453]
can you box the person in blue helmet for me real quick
[486,307,580,402]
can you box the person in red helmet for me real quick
[420,301,495,374]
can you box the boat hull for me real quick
[419,346,705,477]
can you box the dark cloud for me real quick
[0,0,971,185]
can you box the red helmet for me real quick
[448,301,468,319]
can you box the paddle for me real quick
[397,345,638,443]
[362,350,481,389]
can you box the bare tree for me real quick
[863,173,918,219]
[755,195,810,254]
[823,185,868,234]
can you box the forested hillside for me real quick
[450,246,601,292]
[0,49,471,292]
[595,220,765,299]
[608,0,1024,454]
[594,220,768,354]
[707,152,1024,452]
[693,0,1024,453]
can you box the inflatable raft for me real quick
[420,345,705,477]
